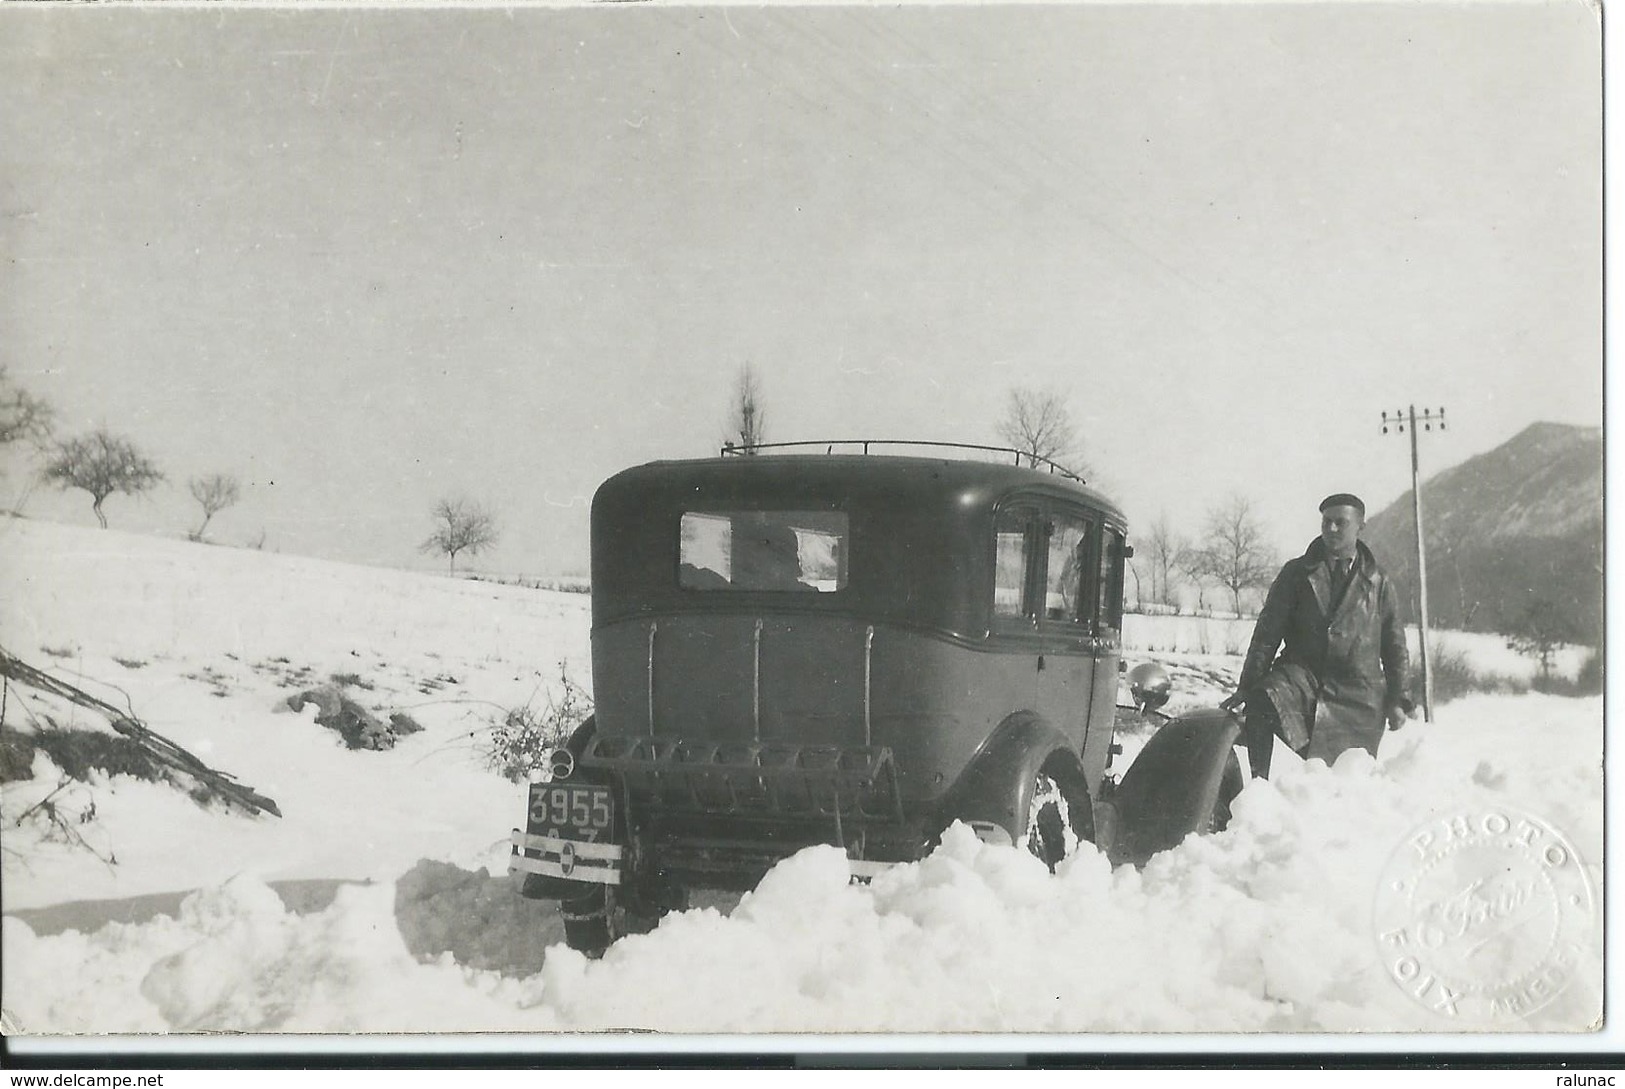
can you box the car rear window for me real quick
[679,511,848,592]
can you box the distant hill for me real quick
[1362,422,1603,644]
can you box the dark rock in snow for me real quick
[389,712,424,736]
[283,685,341,719]
[392,859,565,976]
[285,684,402,751]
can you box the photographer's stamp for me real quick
[1374,807,1596,1024]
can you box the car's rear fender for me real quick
[931,711,1091,847]
[563,714,599,758]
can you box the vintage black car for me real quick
[510,442,1242,954]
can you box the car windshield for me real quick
[679,510,848,592]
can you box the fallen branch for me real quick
[1,648,281,818]
[12,776,117,871]
[12,778,71,826]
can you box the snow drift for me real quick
[0,517,1604,1036]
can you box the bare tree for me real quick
[1,367,56,514]
[0,366,54,452]
[1125,557,1143,610]
[188,473,241,541]
[1174,543,1211,614]
[995,386,1085,475]
[42,428,164,528]
[1198,495,1278,616]
[1144,513,1190,608]
[725,363,767,453]
[420,497,499,575]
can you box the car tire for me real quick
[1023,771,1080,872]
[561,885,621,958]
[561,878,690,957]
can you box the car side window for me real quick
[993,508,1034,620]
[1099,527,1126,632]
[1042,514,1093,623]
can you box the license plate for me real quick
[528,782,614,842]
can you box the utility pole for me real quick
[1381,405,1446,723]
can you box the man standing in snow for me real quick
[1220,493,1413,779]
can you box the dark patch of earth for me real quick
[4,877,373,936]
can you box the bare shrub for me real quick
[1416,644,1526,705]
[6,777,116,867]
[1533,646,1603,697]
[188,473,241,541]
[481,663,594,783]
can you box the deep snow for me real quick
[0,517,1605,1036]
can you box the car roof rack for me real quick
[718,439,1085,483]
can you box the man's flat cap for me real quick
[1319,493,1365,516]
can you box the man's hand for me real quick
[1220,691,1246,714]
[1385,700,1414,731]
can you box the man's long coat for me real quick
[1238,537,1411,762]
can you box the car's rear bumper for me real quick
[508,829,622,885]
[509,819,912,900]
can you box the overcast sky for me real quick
[1,2,1601,577]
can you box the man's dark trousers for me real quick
[1244,699,1282,780]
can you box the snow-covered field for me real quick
[0,518,1605,1038]
[1122,612,1591,684]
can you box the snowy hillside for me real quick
[0,517,593,907]
[1362,421,1604,642]
[0,517,1604,1036]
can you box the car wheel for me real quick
[621,876,690,938]
[1022,771,1080,872]
[562,878,689,956]
[561,885,622,958]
